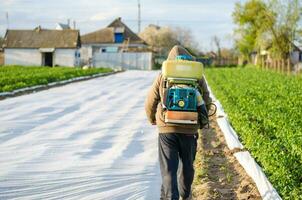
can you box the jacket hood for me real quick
[167,45,194,60]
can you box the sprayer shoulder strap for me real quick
[161,78,168,109]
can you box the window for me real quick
[74,51,80,57]
[114,33,124,43]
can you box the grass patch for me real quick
[0,66,113,92]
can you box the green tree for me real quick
[268,0,302,58]
[233,28,257,62]
[233,0,275,61]
[233,0,302,60]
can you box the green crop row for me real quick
[205,67,302,199]
[0,66,113,92]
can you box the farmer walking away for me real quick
[145,45,212,200]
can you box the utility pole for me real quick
[73,20,76,29]
[6,12,9,29]
[138,0,141,33]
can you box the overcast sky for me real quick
[0,0,246,51]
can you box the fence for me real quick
[212,58,238,66]
[259,58,297,75]
[93,52,153,70]
[0,52,4,65]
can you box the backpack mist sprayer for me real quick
[161,56,216,128]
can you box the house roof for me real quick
[4,27,81,48]
[292,43,302,52]
[81,27,115,44]
[81,17,146,45]
[56,23,71,30]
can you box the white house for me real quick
[0,39,3,65]
[3,26,81,67]
[80,17,149,65]
[290,44,302,65]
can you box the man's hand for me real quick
[206,104,211,112]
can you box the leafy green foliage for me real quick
[0,66,113,92]
[233,0,274,60]
[206,67,302,199]
[233,0,302,60]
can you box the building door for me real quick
[43,52,53,66]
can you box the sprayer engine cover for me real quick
[166,87,198,111]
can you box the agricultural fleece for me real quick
[145,45,212,134]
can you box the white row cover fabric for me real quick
[234,152,282,200]
[0,71,161,199]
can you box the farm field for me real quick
[0,70,261,199]
[0,66,113,92]
[206,67,302,199]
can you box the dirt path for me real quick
[193,116,261,200]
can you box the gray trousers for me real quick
[159,133,197,200]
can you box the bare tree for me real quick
[139,25,179,55]
[140,25,200,56]
[171,26,199,52]
[212,36,221,58]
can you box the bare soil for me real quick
[193,117,261,200]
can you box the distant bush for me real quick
[153,62,162,70]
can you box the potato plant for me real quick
[206,67,302,199]
[0,66,113,92]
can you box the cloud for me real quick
[2,0,17,6]
[89,8,120,21]
[0,0,245,48]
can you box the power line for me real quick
[0,12,230,24]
